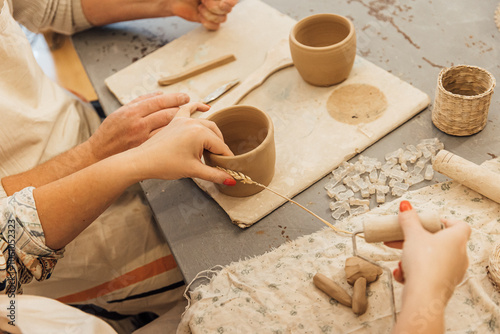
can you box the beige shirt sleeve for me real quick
[7,0,92,34]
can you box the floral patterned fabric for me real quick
[0,187,63,294]
[178,158,500,333]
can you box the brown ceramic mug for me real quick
[289,13,356,86]
[203,105,276,197]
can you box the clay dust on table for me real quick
[326,83,387,125]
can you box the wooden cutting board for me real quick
[105,0,430,228]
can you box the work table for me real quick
[73,0,500,283]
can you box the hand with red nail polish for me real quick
[28,102,234,250]
[388,200,471,334]
[223,178,237,186]
[125,102,234,184]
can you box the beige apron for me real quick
[0,0,184,316]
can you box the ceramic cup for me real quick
[289,13,356,87]
[203,105,276,197]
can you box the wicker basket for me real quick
[487,243,500,291]
[432,65,496,136]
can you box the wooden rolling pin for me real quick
[363,212,443,243]
[158,54,236,86]
[433,150,500,204]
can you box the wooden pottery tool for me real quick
[433,150,500,204]
[158,54,236,86]
[351,212,444,322]
[210,39,293,111]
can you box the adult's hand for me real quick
[36,102,233,250]
[130,102,235,184]
[386,200,471,300]
[87,92,199,162]
[388,200,471,334]
[82,0,237,29]
[166,0,239,30]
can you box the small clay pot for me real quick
[203,105,276,197]
[289,13,356,87]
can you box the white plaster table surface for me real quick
[72,0,500,284]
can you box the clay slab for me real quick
[105,0,430,228]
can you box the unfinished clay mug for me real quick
[203,105,275,197]
[290,13,356,86]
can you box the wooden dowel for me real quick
[433,150,500,204]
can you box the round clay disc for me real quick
[327,84,387,125]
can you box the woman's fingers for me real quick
[384,241,404,249]
[146,101,212,136]
[393,261,405,284]
[201,126,233,157]
[192,164,235,184]
[174,102,210,118]
[197,119,225,141]
[441,219,472,245]
[398,200,427,239]
[186,124,234,183]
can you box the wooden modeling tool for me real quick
[210,39,293,110]
[158,54,236,86]
[362,212,443,242]
[433,149,500,204]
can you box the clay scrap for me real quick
[313,273,352,307]
[313,256,383,316]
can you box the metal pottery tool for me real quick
[158,54,236,86]
[202,79,240,104]
[218,167,444,322]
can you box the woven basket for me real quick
[487,243,500,291]
[432,65,496,136]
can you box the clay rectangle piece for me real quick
[157,54,236,86]
[105,0,430,228]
